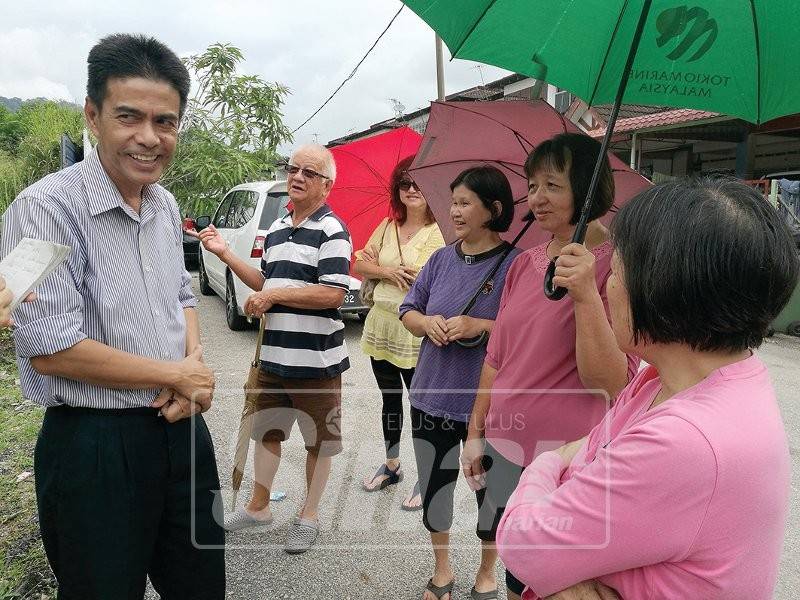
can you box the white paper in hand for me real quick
[0,238,71,310]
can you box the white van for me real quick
[195,180,368,330]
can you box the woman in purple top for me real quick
[460,133,639,600]
[400,166,520,600]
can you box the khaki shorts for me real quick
[249,369,342,456]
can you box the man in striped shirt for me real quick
[193,144,351,552]
[0,35,224,599]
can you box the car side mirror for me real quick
[194,215,211,230]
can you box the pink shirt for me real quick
[497,354,790,600]
[484,241,639,466]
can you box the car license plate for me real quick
[343,291,359,306]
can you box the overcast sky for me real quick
[1,0,511,150]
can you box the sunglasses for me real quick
[281,163,329,181]
[398,179,419,192]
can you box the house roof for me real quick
[327,73,531,146]
[589,108,722,138]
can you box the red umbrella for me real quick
[409,100,651,249]
[327,127,423,266]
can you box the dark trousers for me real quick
[369,357,414,460]
[480,442,526,595]
[410,406,486,535]
[35,406,225,600]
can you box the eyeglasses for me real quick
[398,179,418,192]
[281,163,329,181]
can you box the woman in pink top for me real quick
[460,133,639,600]
[496,178,799,599]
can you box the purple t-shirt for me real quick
[399,242,521,422]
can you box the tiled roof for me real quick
[589,108,721,137]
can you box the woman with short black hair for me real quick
[461,133,640,600]
[497,178,799,600]
[400,165,521,600]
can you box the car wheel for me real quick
[226,274,248,331]
[198,255,214,296]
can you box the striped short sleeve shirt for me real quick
[0,147,197,409]
[260,203,351,379]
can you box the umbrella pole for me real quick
[544,0,653,300]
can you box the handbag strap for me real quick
[251,315,267,367]
[394,221,406,266]
[374,218,391,267]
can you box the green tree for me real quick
[0,100,83,213]
[163,43,293,216]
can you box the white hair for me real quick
[291,144,337,183]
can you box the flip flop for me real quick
[425,578,454,600]
[363,463,404,492]
[470,586,498,600]
[401,480,423,511]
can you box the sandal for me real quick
[424,578,454,599]
[401,480,423,511]
[222,507,273,532]
[363,463,404,491]
[470,586,498,600]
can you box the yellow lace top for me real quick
[355,218,445,369]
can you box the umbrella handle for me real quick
[543,259,568,300]
[455,331,489,348]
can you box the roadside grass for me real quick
[0,328,54,599]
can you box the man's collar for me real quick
[81,146,167,217]
[283,202,333,225]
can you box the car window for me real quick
[213,192,236,228]
[259,193,290,229]
[230,191,258,228]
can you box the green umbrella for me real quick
[401,0,800,297]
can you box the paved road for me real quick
[179,272,800,599]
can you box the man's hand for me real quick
[172,346,215,406]
[244,291,274,317]
[444,315,483,342]
[186,224,228,257]
[460,436,486,491]
[151,388,204,422]
[0,274,37,327]
[381,265,417,290]
[552,243,599,304]
[546,580,620,600]
[423,315,449,346]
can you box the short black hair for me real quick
[449,165,515,232]
[87,34,190,116]
[611,177,799,352]
[524,132,615,224]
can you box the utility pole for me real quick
[435,34,445,101]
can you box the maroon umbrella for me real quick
[409,100,651,249]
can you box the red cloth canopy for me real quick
[326,127,423,272]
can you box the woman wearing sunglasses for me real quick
[399,166,520,600]
[356,155,444,511]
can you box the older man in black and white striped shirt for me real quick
[1,35,224,599]
[194,144,351,553]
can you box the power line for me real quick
[291,4,404,135]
